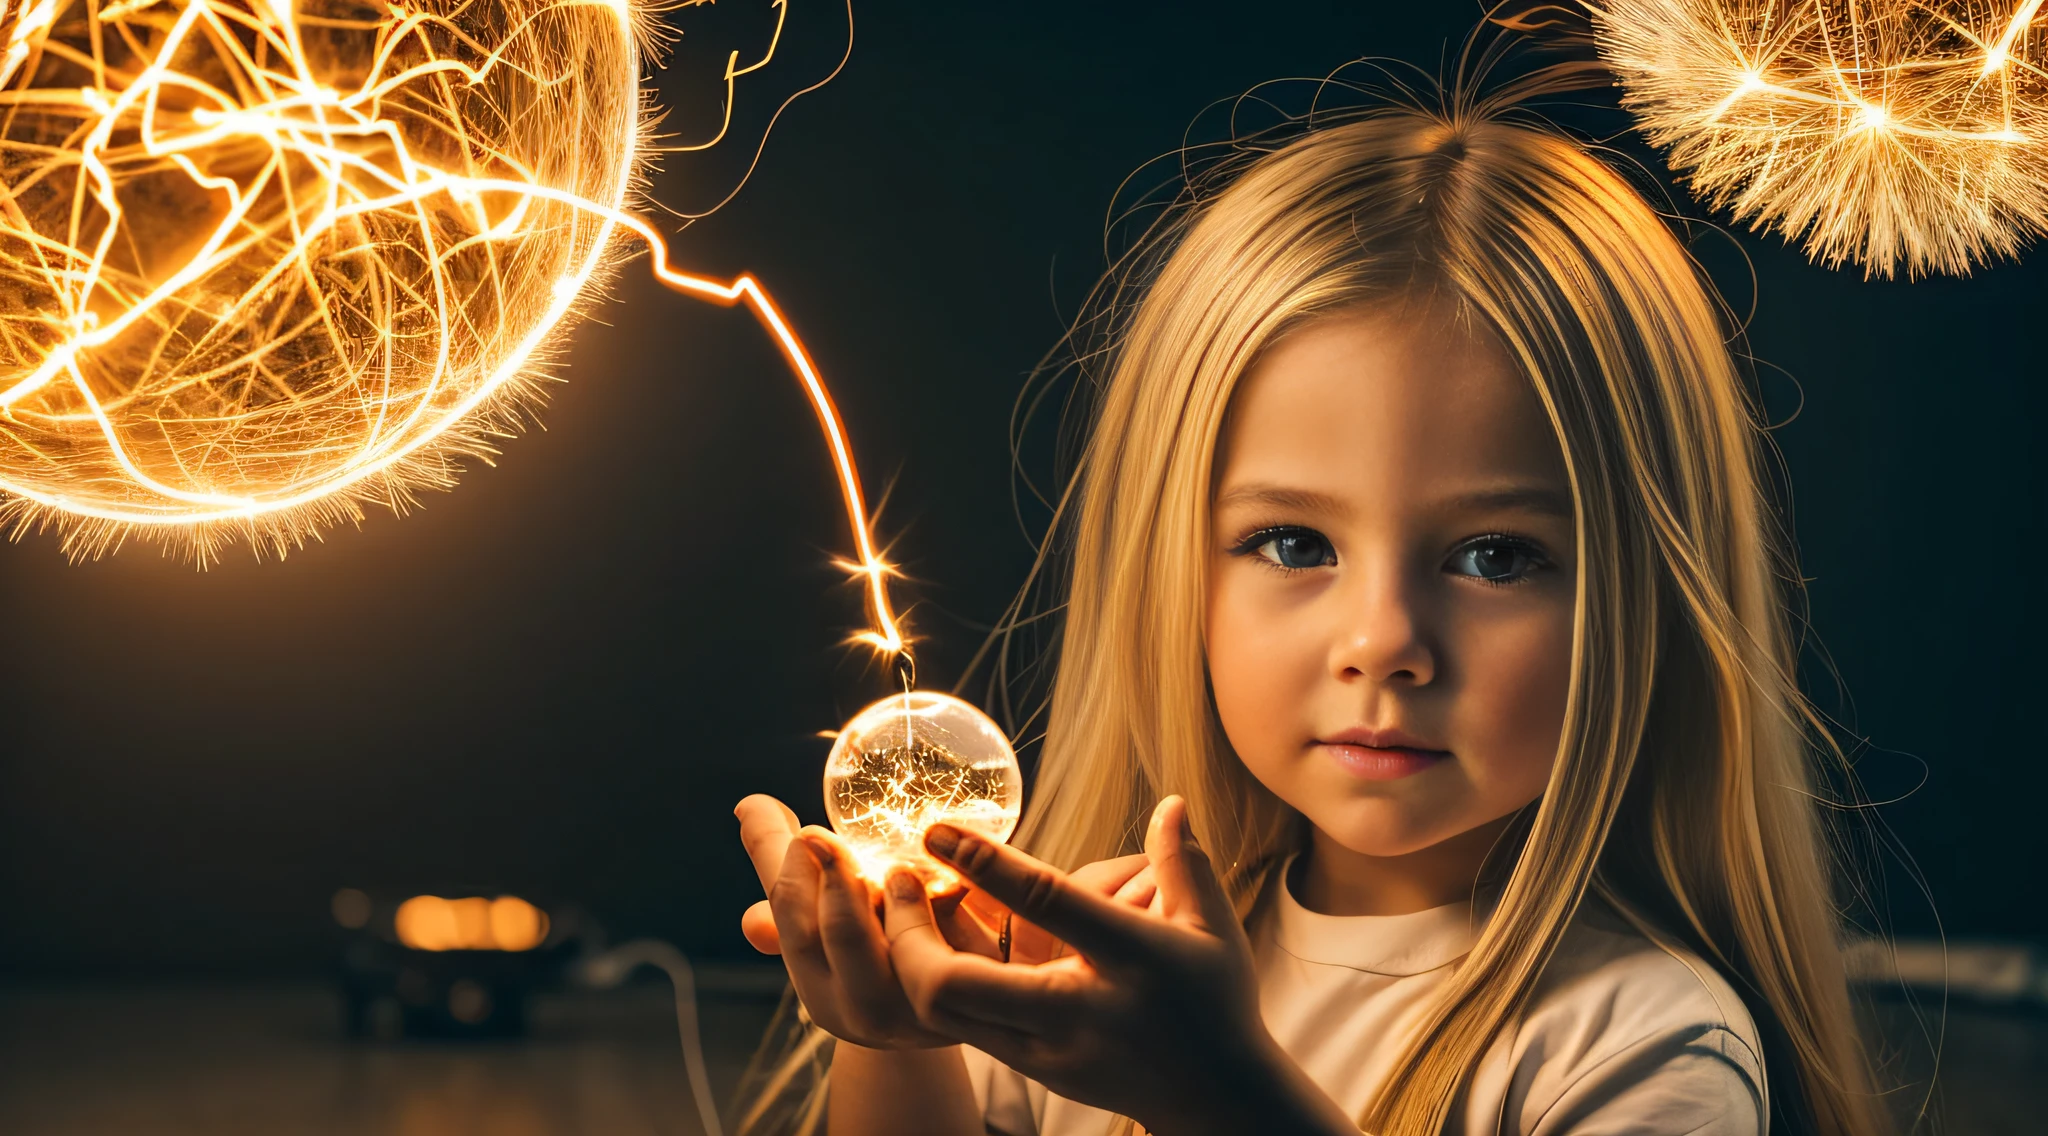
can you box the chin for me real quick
[1303,798,1467,859]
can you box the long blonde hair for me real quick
[996,92,1888,1136]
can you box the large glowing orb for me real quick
[1595,0,2048,277]
[0,0,640,556]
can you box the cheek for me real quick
[1454,602,1575,802]
[1205,571,1321,765]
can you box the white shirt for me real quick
[962,865,1766,1135]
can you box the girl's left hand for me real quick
[879,796,1357,1136]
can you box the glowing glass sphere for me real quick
[823,690,1023,890]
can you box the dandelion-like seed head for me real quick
[1594,0,2048,277]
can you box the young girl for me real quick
[733,82,1886,1136]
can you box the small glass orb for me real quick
[823,691,1022,891]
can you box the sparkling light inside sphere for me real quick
[823,691,1023,891]
[0,0,638,555]
[1594,0,2048,277]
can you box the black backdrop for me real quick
[0,1,2039,975]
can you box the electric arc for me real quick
[0,0,895,624]
[0,0,1015,878]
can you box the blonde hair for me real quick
[996,96,1888,1136]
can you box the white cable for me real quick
[576,939,724,1136]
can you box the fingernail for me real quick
[886,868,923,902]
[924,824,963,859]
[803,834,837,868]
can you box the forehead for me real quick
[1215,306,1568,506]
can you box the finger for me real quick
[768,834,837,1009]
[1006,914,1066,965]
[802,828,907,1026]
[931,889,1002,958]
[768,834,824,955]
[741,899,782,954]
[924,824,1164,967]
[958,886,1009,926]
[1145,795,1237,934]
[883,870,1092,1034]
[736,795,802,894]
[956,887,1058,960]
[1067,853,1151,896]
[1112,863,1157,909]
[882,866,939,946]
[972,854,1149,963]
[1010,863,1155,961]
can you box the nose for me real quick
[1329,569,1436,687]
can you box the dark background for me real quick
[0,0,2038,977]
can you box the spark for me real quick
[1594,0,2048,276]
[0,0,906,652]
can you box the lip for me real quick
[1316,727,1451,782]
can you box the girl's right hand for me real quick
[734,794,1156,1047]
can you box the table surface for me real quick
[0,978,2039,1134]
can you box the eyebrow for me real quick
[1440,486,1576,519]
[1213,483,1575,519]
[1212,484,1349,515]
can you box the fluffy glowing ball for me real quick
[0,0,641,556]
[1594,0,2048,277]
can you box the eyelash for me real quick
[1226,526,1555,584]
[1226,526,1331,575]
[1449,531,1554,588]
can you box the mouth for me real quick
[1316,728,1451,781]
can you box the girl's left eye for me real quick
[1445,536,1549,584]
[1233,527,1336,571]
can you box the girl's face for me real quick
[1207,304,1575,866]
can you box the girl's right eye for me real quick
[1232,527,1337,571]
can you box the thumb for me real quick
[1145,795,1236,934]
[740,899,783,954]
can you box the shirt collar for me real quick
[1261,854,1485,977]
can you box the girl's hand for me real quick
[879,796,1357,1136]
[959,855,1158,965]
[733,794,956,1048]
[731,795,1155,1047]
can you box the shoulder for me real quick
[1530,898,1765,1067]
[1467,898,1769,1136]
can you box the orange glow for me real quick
[395,895,551,951]
[0,0,909,653]
[823,691,1023,890]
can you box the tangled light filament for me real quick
[0,0,904,653]
[822,691,1023,889]
[1594,0,2048,276]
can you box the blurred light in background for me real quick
[330,887,373,930]
[393,895,551,952]
[335,888,567,1040]
[324,882,725,1135]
